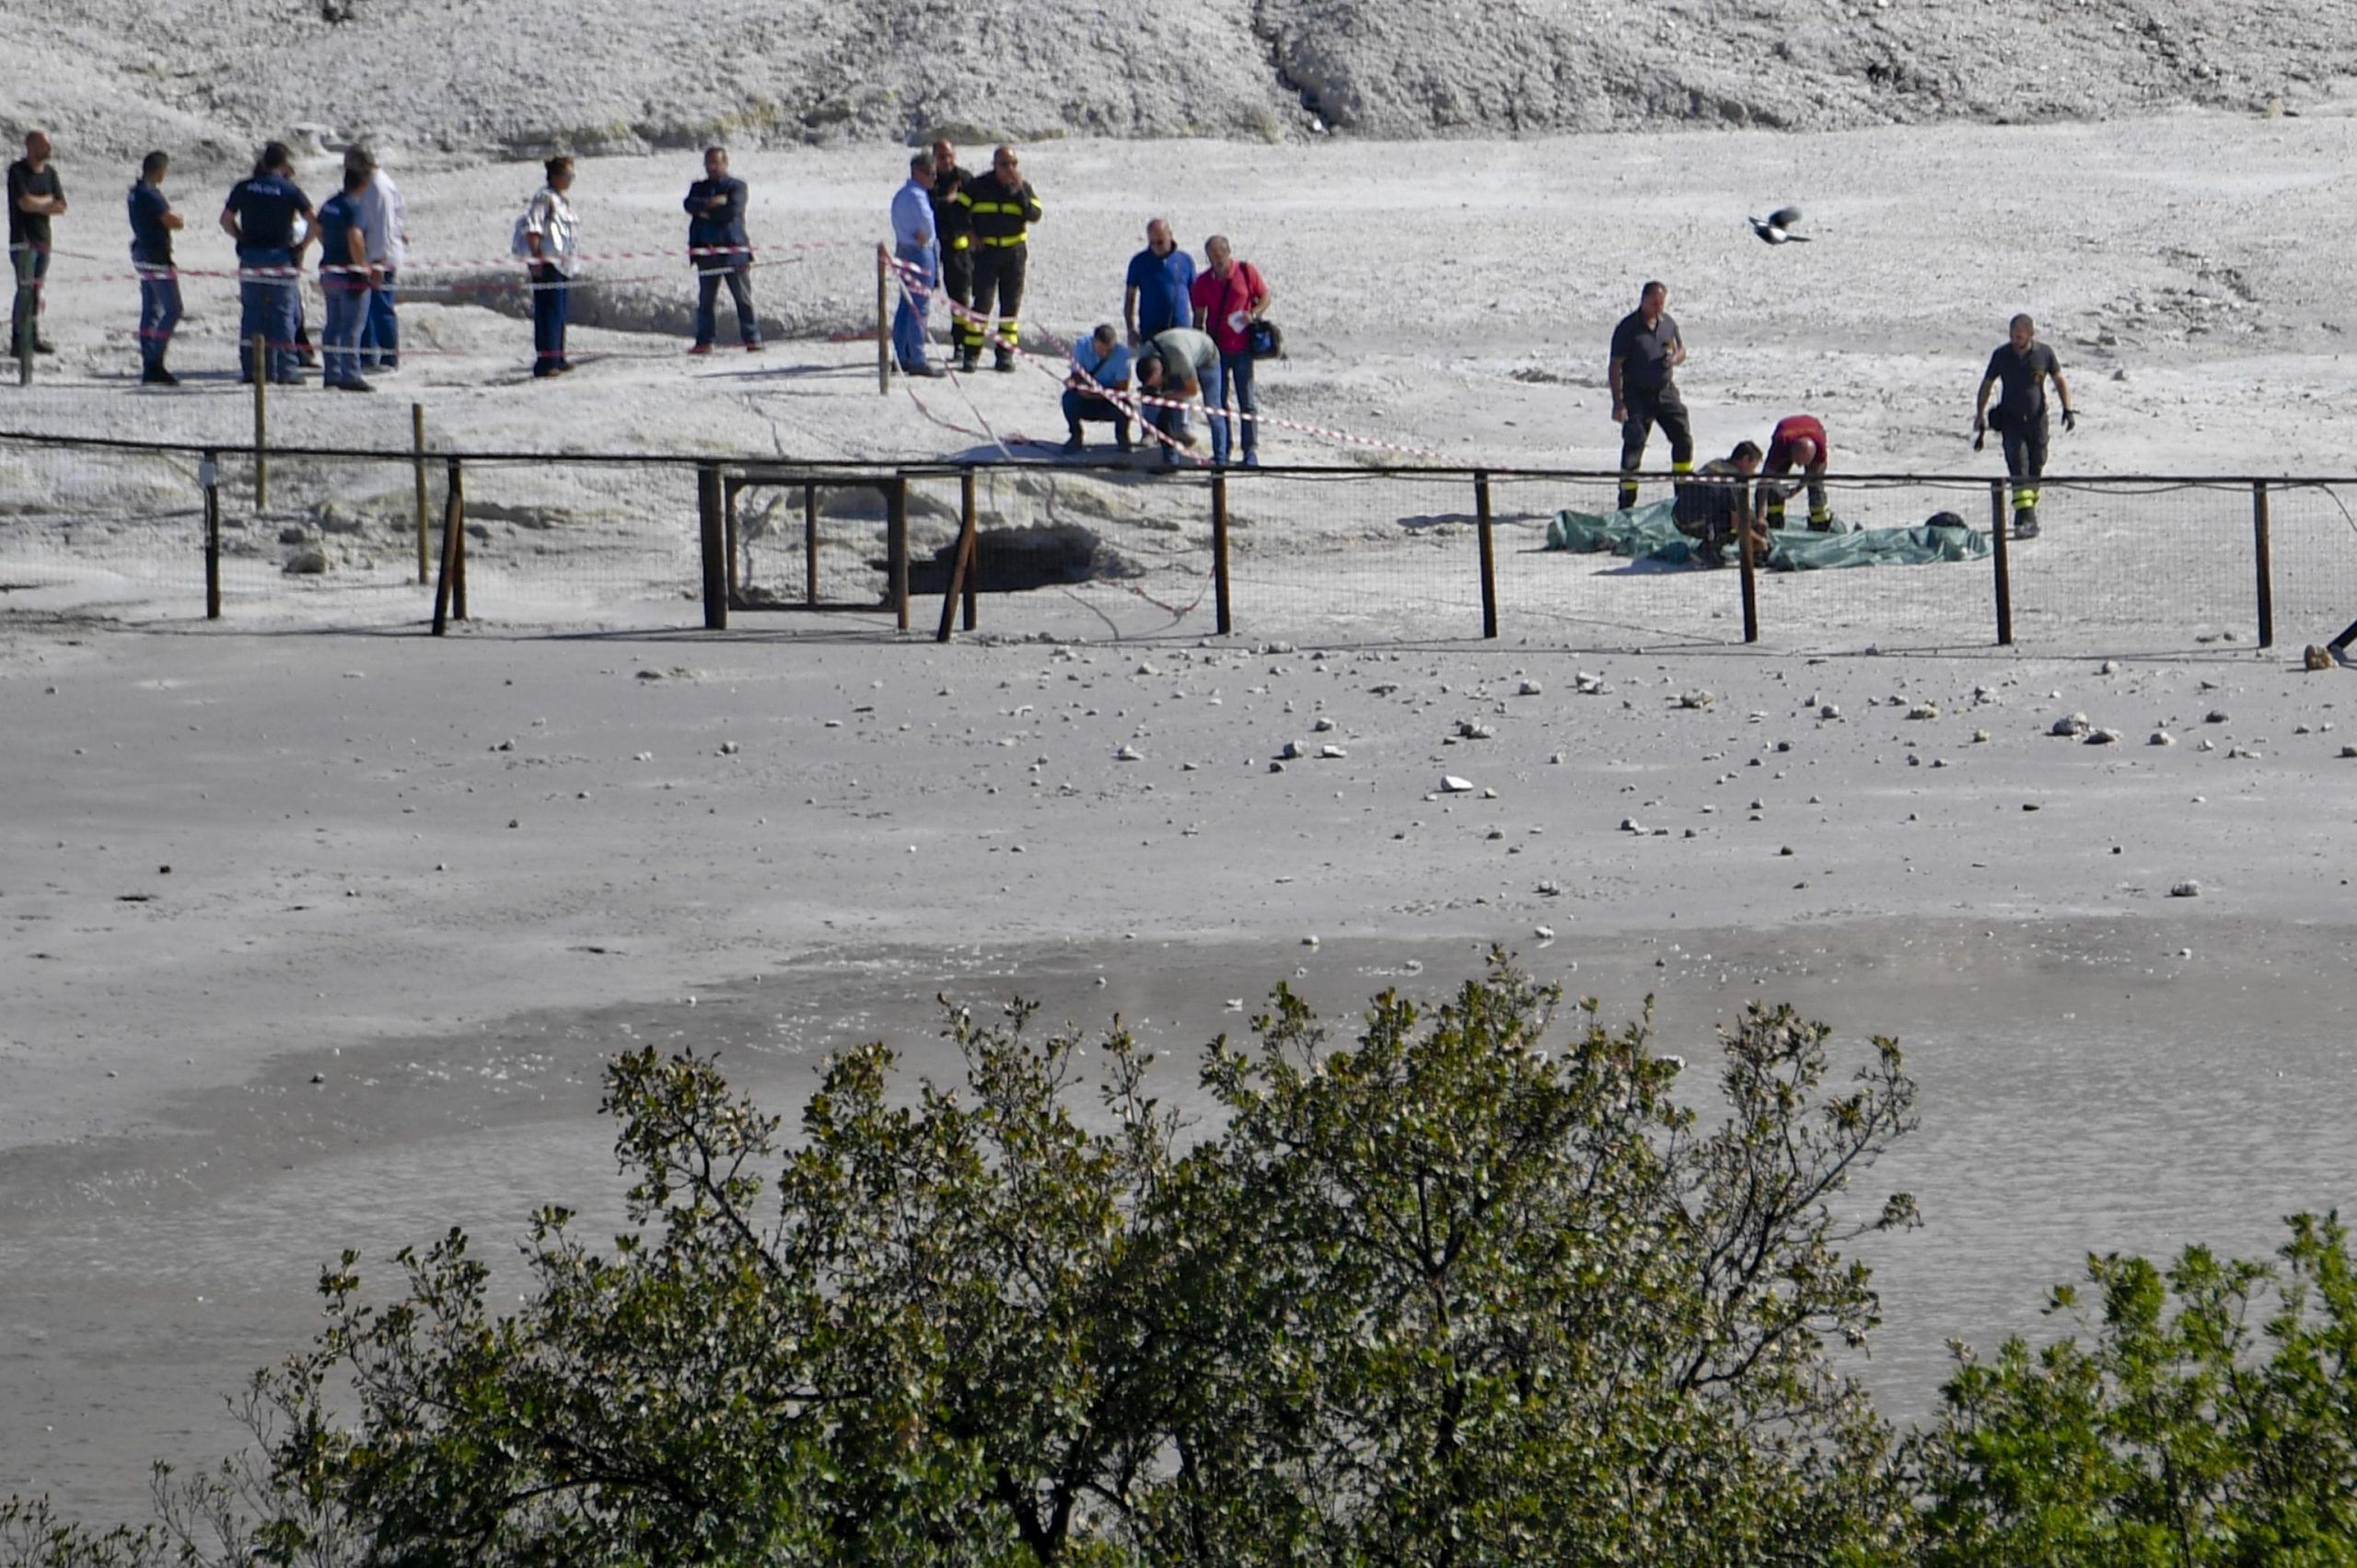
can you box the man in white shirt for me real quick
[520,156,576,377]
[348,147,406,372]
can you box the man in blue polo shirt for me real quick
[219,143,313,384]
[313,157,377,391]
[126,151,184,385]
[1123,218,1193,346]
[1062,323,1134,454]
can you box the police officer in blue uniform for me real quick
[219,143,313,384]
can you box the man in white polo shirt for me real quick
[350,146,406,373]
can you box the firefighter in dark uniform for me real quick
[926,138,977,369]
[1973,313,2074,540]
[953,144,1042,372]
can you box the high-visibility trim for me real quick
[950,236,970,250]
[1672,460,1694,475]
[977,232,1028,248]
[2014,485,2041,509]
[994,320,1020,344]
[1808,505,1831,525]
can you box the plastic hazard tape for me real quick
[888,252,1451,463]
[38,237,864,287]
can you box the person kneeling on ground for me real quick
[1134,326,1218,464]
[1756,412,1832,533]
[1672,439,1762,565]
[1062,323,1134,454]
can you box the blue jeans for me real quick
[1203,348,1259,465]
[237,249,300,380]
[9,242,47,348]
[531,265,570,373]
[694,263,759,347]
[361,268,398,369]
[891,241,936,369]
[136,271,182,371]
[321,278,371,385]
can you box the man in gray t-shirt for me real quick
[1136,326,1219,462]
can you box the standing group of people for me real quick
[891,138,1041,377]
[1059,223,1272,466]
[13,125,2081,518]
[1612,280,2076,557]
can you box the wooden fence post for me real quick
[803,482,819,605]
[1212,470,1233,635]
[202,450,221,620]
[1737,506,1759,644]
[938,470,980,643]
[2252,481,2274,649]
[698,463,728,631]
[412,402,430,584]
[877,245,891,396]
[888,474,910,630]
[1989,479,2013,647]
[1475,470,1498,640]
[431,457,463,634]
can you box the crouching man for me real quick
[1672,439,1761,566]
[1134,325,1218,466]
[1062,323,1134,454]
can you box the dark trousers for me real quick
[1205,349,1259,464]
[2001,412,2048,513]
[1062,389,1132,447]
[9,242,46,349]
[694,264,759,346]
[1617,384,1694,508]
[136,271,182,371]
[361,269,398,369]
[971,244,1027,354]
[943,244,977,351]
[531,265,570,374]
[1762,464,1830,530]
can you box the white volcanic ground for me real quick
[4,0,2355,162]
[6,113,2357,1521]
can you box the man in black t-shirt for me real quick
[1974,313,2074,539]
[7,130,68,355]
[1608,281,1692,512]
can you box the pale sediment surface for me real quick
[8,109,2357,1523]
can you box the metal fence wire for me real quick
[4,427,2354,656]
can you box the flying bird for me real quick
[1748,205,1809,245]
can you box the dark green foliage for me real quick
[6,958,1934,1566]
[1918,1213,2357,1565]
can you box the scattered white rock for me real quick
[2101,659,2120,675]
[1908,703,1939,720]
[1312,715,1336,733]
[1456,720,1495,740]
[718,740,740,755]
[1279,740,1304,760]
[2050,712,2090,737]
[1440,775,1475,794]
[1319,744,1348,759]
[1517,679,1543,696]
[2169,880,2202,898]
[1819,704,1840,720]
[1620,818,1645,832]
[2151,730,2176,746]
[1116,744,1144,761]
[2084,728,2121,745]
[2204,710,2230,724]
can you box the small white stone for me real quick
[1115,744,1144,761]
[2169,880,2201,898]
[1440,775,1475,794]
[2151,731,2177,747]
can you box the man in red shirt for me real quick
[1757,413,1832,532]
[1190,235,1271,467]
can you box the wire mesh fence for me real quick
[4,425,2353,656]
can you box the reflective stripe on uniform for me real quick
[979,232,1028,247]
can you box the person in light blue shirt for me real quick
[1123,219,1195,345]
[888,150,943,377]
[1062,323,1135,454]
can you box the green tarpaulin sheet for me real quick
[1545,499,1989,571]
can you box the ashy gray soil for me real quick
[6,0,2354,164]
